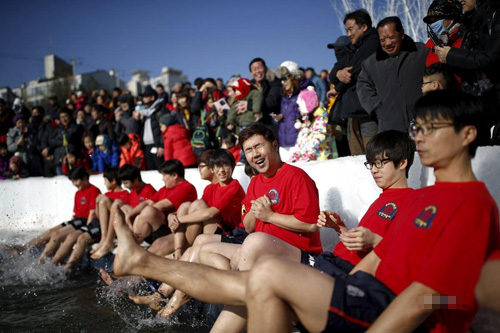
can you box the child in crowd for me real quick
[4,154,30,179]
[117,133,145,170]
[289,87,335,162]
[83,135,94,158]
[92,134,119,173]
[159,113,198,167]
[219,132,241,164]
[225,78,263,134]
[316,130,415,275]
[61,146,91,175]
[91,165,156,259]
[421,62,457,95]
[0,143,11,179]
[19,167,101,262]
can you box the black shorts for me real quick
[144,224,170,245]
[80,219,101,241]
[61,217,87,230]
[300,250,317,266]
[220,228,249,245]
[313,251,355,278]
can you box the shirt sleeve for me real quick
[212,182,243,221]
[168,184,197,210]
[289,172,320,224]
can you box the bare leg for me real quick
[65,233,94,270]
[39,225,75,262]
[91,201,125,259]
[129,292,166,311]
[91,195,112,254]
[113,207,247,306]
[199,242,240,270]
[20,224,64,253]
[133,205,166,243]
[246,256,334,333]
[147,234,175,257]
[51,230,82,265]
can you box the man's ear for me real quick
[398,159,408,171]
[361,24,368,33]
[461,125,478,147]
[273,140,279,151]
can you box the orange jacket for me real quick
[120,133,145,170]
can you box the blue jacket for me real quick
[277,94,300,147]
[92,144,120,172]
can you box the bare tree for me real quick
[330,0,433,43]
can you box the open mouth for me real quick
[254,158,265,167]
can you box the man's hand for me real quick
[327,87,339,98]
[340,226,381,251]
[236,100,248,114]
[168,213,180,233]
[336,66,353,84]
[250,196,274,222]
[271,113,283,122]
[123,211,134,230]
[317,211,347,234]
[434,46,451,63]
[157,147,164,158]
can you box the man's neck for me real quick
[434,154,477,182]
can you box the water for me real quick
[0,236,213,333]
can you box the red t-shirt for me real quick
[73,184,101,218]
[128,183,157,207]
[105,189,130,204]
[374,182,499,333]
[152,180,198,210]
[242,163,322,255]
[202,180,246,231]
[334,187,414,265]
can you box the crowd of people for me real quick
[3,0,500,332]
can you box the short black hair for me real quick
[366,130,415,177]
[156,83,164,89]
[204,78,216,86]
[305,67,315,73]
[209,149,235,171]
[239,124,276,148]
[113,87,121,93]
[104,166,121,185]
[423,63,457,89]
[414,90,485,157]
[68,166,89,181]
[117,133,131,146]
[59,108,71,116]
[377,16,404,32]
[249,57,267,71]
[198,149,215,166]
[159,159,185,178]
[244,161,259,178]
[194,77,204,89]
[344,9,372,28]
[118,164,142,182]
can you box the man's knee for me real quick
[240,232,272,253]
[247,256,283,297]
[188,199,208,213]
[140,206,158,220]
[76,233,91,246]
[52,227,70,242]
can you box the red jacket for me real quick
[162,124,197,167]
[120,133,145,169]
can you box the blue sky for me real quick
[0,0,344,89]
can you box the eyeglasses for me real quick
[364,158,391,170]
[213,165,232,172]
[280,76,291,83]
[409,121,454,139]
[421,80,435,86]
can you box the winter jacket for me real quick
[330,28,380,120]
[136,97,166,149]
[7,126,43,176]
[119,133,145,170]
[49,122,84,165]
[309,75,328,104]
[89,118,115,141]
[250,78,282,125]
[162,124,198,167]
[357,36,428,133]
[277,94,300,147]
[226,89,263,130]
[92,144,120,173]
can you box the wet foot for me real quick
[158,283,176,299]
[158,290,191,318]
[99,268,117,286]
[90,242,103,254]
[112,208,147,277]
[129,292,166,311]
[90,244,114,260]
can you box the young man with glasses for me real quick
[245,90,498,332]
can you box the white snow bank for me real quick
[1,146,499,250]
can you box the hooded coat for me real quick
[162,124,197,167]
[119,133,145,170]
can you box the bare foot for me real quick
[90,242,103,254]
[158,290,191,318]
[158,283,176,298]
[2,245,25,257]
[129,292,166,311]
[112,207,147,277]
[90,243,114,259]
[99,268,117,286]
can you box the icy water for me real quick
[0,235,213,333]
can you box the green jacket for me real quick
[226,89,263,130]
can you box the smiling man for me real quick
[357,16,428,134]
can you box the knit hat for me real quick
[232,78,253,100]
[423,0,462,24]
[296,87,319,114]
[13,114,25,125]
[159,113,179,127]
[95,134,110,150]
[276,61,303,80]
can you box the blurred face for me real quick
[421,75,439,95]
[119,102,129,111]
[96,96,104,105]
[345,19,367,45]
[72,178,83,190]
[15,119,26,130]
[67,153,76,165]
[461,0,476,13]
[98,144,107,152]
[32,108,41,117]
[76,110,85,122]
[281,76,293,91]
[305,70,313,79]
[122,180,132,190]
[162,172,177,188]
[178,96,187,108]
[84,104,92,114]
[142,95,154,104]
[250,61,266,83]
[0,103,6,112]
[156,86,164,95]
[91,108,99,120]
[198,162,213,181]
[10,162,18,172]
[212,164,232,184]
[104,177,113,190]
[171,93,178,104]
[84,136,93,150]
[0,146,7,156]
[378,23,404,56]
[243,134,281,177]
[60,112,70,126]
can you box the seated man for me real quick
[421,62,457,95]
[316,129,415,275]
[245,90,499,332]
[91,164,156,259]
[35,167,101,262]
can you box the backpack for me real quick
[191,110,215,156]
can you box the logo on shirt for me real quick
[268,188,280,204]
[139,197,146,203]
[80,197,86,205]
[346,284,365,298]
[414,205,437,229]
[377,202,397,219]
[242,204,247,215]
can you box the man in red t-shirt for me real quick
[315,130,415,275]
[91,164,156,259]
[23,167,101,263]
[245,90,499,333]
